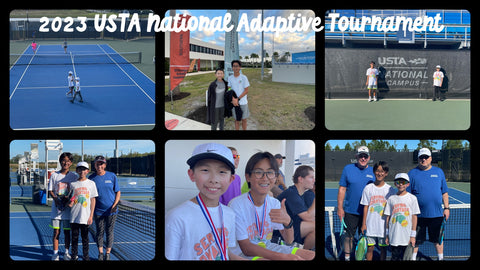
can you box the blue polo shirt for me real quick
[407,166,448,218]
[339,163,375,215]
[89,171,120,216]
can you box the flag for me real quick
[169,14,191,91]
[224,10,240,78]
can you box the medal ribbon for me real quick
[196,194,227,261]
[247,192,268,239]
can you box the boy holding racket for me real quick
[366,61,379,102]
[48,152,77,261]
[384,173,420,261]
[165,143,242,260]
[360,161,396,260]
[70,77,84,103]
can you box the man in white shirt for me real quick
[228,60,250,130]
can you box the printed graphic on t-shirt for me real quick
[193,228,230,260]
[391,203,410,227]
[72,187,90,208]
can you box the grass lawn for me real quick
[165,68,315,130]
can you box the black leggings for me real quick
[95,214,117,249]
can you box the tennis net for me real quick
[10,51,142,66]
[89,200,155,261]
[325,204,470,260]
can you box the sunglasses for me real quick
[395,180,409,185]
[418,155,430,160]
[233,154,240,159]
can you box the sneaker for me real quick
[98,253,104,261]
[368,97,372,102]
[52,253,60,261]
[63,252,71,261]
[105,253,110,261]
[373,96,377,102]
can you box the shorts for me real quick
[50,219,71,230]
[416,216,443,245]
[343,212,363,237]
[232,104,249,120]
[367,84,377,90]
[367,236,387,247]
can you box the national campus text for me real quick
[38,12,445,34]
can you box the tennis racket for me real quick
[339,217,349,252]
[355,231,367,261]
[438,216,447,245]
[403,242,414,261]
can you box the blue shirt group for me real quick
[407,166,448,218]
[339,163,375,215]
[89,171,120,216]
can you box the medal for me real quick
[196,194,227,261]
[247,192,268,239]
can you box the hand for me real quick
[87,217,93,225]
[409,237,416,247]
[269,198,291,226]
[232,97,239,106]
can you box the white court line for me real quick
[97,44,155,104]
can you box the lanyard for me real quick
[247,192,268,239]
[196,194,227,260]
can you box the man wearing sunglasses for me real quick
[407,148,449,261]
[337,146,375,260]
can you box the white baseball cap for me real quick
[394,173,410,182]
[418,148,432,157]
[76,161,89,169]
[187,143,235,173]
[356,146,370,156]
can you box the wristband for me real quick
[410,230,417,237]
[283,219,293,229]
[251,256,262,261]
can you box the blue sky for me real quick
[326,140,450,151]
[10,140,154,161]
[167,9,316,59]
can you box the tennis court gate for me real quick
[325,149,470,182]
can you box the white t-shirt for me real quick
[433,71,444,87]
[68,75,74,87]
[48,171,77,220]
[165,200,236,260]
[366,68,379,86]
[75,80,81,91]
[228,193,283,245]
[69,179,98,225]
[360,183,396,237]
[227,74,250,105]
[384,192,420,246]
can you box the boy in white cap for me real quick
[70,77,84,103]
[165,143,242,260]
[68,162,98,260]
[433,65,445,101]
[66,71,75,96]
[384,173,420,261]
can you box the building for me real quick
[272,51,315,85]
[165,33,224,72]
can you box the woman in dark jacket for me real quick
[207,69,229,130]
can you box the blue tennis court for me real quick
[10,44,155,130]
[325,184,471,260]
